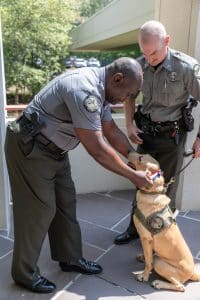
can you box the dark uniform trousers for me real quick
[127,132,187,235]
[5,123,82,287]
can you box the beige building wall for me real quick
[194,5,200,61]
[155,0,200,58]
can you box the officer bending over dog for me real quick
[5,57,153,293]
[114,20,200,245]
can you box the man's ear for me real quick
[165,35,170,46]
[113,73,124,85]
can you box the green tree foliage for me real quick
[78,0,113,20]
[1,0,78,102]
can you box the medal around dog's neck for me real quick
[141,175,165,194]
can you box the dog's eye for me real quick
[139,156,143,162]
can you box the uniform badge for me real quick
[193,64,200,78]
[83,95,99,113]
[168,71,177,81]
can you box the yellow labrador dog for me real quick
[128,152,200,292]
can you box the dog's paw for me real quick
[136,271,149,282]
[151,280,185,291]
[151,280,162,289]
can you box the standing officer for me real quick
[114,20,200,245]
[5,57,153,293]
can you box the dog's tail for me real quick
[190,271,200,281]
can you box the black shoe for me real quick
[15,276,56,293]
[59,258,102,275]
[114,230,139,245]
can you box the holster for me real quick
[17,112,44,144]
[181,98,198,132]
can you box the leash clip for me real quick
[164,177,175,191]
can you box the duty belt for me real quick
[134,105,185,137]
[17,114,67,157]
[34,133,67,157]
[141,118,181,135]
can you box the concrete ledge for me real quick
[71,0,155,50]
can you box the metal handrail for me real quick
[5,104,27,111]
[5,103,124,112]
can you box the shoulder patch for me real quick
[193,64,200,78]
[83,95,99,113]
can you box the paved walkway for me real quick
[0,190,200,300]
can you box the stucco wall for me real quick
[69,114,133,194]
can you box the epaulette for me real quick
[172,49,197,67]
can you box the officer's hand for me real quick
[192,137,200,158]
[127,124,143,144]
[130,170,153,189]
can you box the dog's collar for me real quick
[140,187,166,194]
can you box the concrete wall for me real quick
[69,114,132,193]
[179,105,200,210]
[71,0,155,50]
[194,1,200,62]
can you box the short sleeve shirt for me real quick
[138,48,200,122]
[25,67,112,151]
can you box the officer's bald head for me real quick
[105,57,142,105]
[138,21,170,66]
[106,57,142,82]
[139,20,168,46]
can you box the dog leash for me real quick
[164,149,195,190]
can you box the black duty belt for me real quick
[141,117,183,135]
[134,105,185,137]
[17,114,67,157]
[34,133,67,157]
